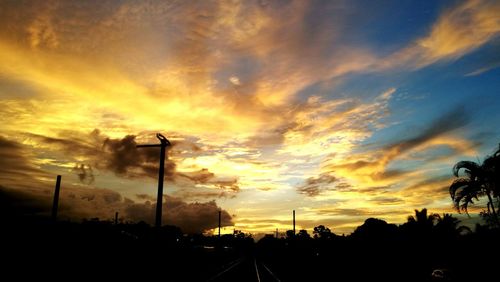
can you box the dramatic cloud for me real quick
[325,106,473,184]
[1,0,498,234]
[21,130,241,197]
[126,196,233,234]
[0,185,232,233]
[102,134,178,179]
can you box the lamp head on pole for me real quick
[156,133,171,146]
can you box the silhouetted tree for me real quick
[352,218,398,240]
[400,208,438,239]
[434,213,469,239]
[159,225,183,241]
[233,229,248,239]
[449,144,500,226]
[296,229,310,239]
[313,225,335,239]
[435,213,458,229]
[286,230,295,239]
[407,208,438,228]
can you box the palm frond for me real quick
[449,144,500,221]
[450,179,483,213]
[449,178,470,199]
[453,161,480,178]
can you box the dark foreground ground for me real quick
[2,219,499,282]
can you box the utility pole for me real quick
[218,210,221,238]
[51,175,62,221]
[136,133,171,228]
[293,210,296,235]
[276,228,278,238]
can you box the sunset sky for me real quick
[1,0,499,235]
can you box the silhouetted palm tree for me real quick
[407,208,438,228]
[435,213,459,228]
[402,208,438,240]
[449,144,500,224]
[434,213,470,238]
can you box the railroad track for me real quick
[207,256,281,282]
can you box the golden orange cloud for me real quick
[380,0,500,69]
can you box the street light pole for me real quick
[136,133,171,228]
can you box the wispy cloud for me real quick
[380,0,500,70]
[465,61,500,76]
[324,106,474,186]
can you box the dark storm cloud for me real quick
[0,185,232,233]
[25,130,241,197]
[101,134,177,180]
[126,195,233,233]
[102,135,142,175]
[25,130,177,179]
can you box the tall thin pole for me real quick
[137,133,170,228]
[276,228,278,238]
[293,210,296,235]
[156,144,166,228]
[51,175,62,221]
[218,210,221,238]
